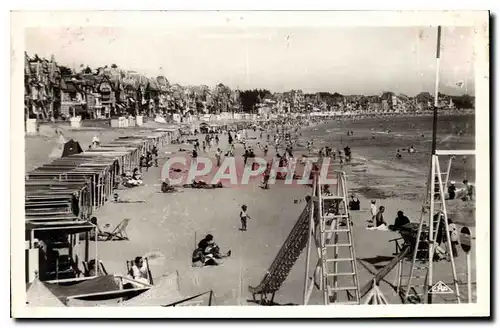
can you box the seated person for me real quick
[161,178,176,193]
[389,210,410,231]
[367,206,389,231]
[130,256,150,284]
[122,169,143,187]
[86,259,100,277]
[132,168,142,181]
[349,195,360,211]
[192,234,231,267]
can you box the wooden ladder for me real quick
[317,171,360,305]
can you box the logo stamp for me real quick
[429,281,454,294]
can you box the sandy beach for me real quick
[25,115,477,305]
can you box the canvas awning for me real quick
[26,221,96,237]
[44,275,120,301]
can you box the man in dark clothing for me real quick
[192,148,198,165]
[390,210,410,231]
[151,146,159,167]
[448,182,456,200]
[349,195,360,211]
[344,146,351,162]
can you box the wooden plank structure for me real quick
[25,129,173,285]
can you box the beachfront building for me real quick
[154,75,170,114]
[96,75,118,116]
[24,53,60,120]
[282,89,305,112]
[79,74,106,119]
[59,77,87,118]
[381,99,390,112]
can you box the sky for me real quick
[25,26,475,96]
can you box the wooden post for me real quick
[467,251,472,303]
[427,155,436,304]
[396,259,402,294]
[303,178,315,304]
[84,232,89,262]
[95,226,98,270]
[100,174,104,207]
[92,175,96,211]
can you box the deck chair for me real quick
[99,219,130,241]
[82,260,108,277]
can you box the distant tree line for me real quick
[448,94,474,109]
[238,88,272,112]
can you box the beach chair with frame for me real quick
[98,218,131,241]
[126,257,153,285]
[82,260,109,277]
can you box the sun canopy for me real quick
[26,221,95,235]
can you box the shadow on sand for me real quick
[246,299,299,306]
[360,255,395,270]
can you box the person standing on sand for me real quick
[370,200,377,223]
[463,180,474,201]
[240,205,251,231]
[215,148,222,167]
[192,147,198,165]
[152,146,159,167]
[262,163,271,190]
[448,181,456,200]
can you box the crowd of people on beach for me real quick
[91,113,474,282]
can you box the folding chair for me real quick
[99,219,131,241]
[126,257,153,285]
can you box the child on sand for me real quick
[369,200,377,224]
[215,148,222,167]
[240,205,251,231]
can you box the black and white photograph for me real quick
[10,10,489,318]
